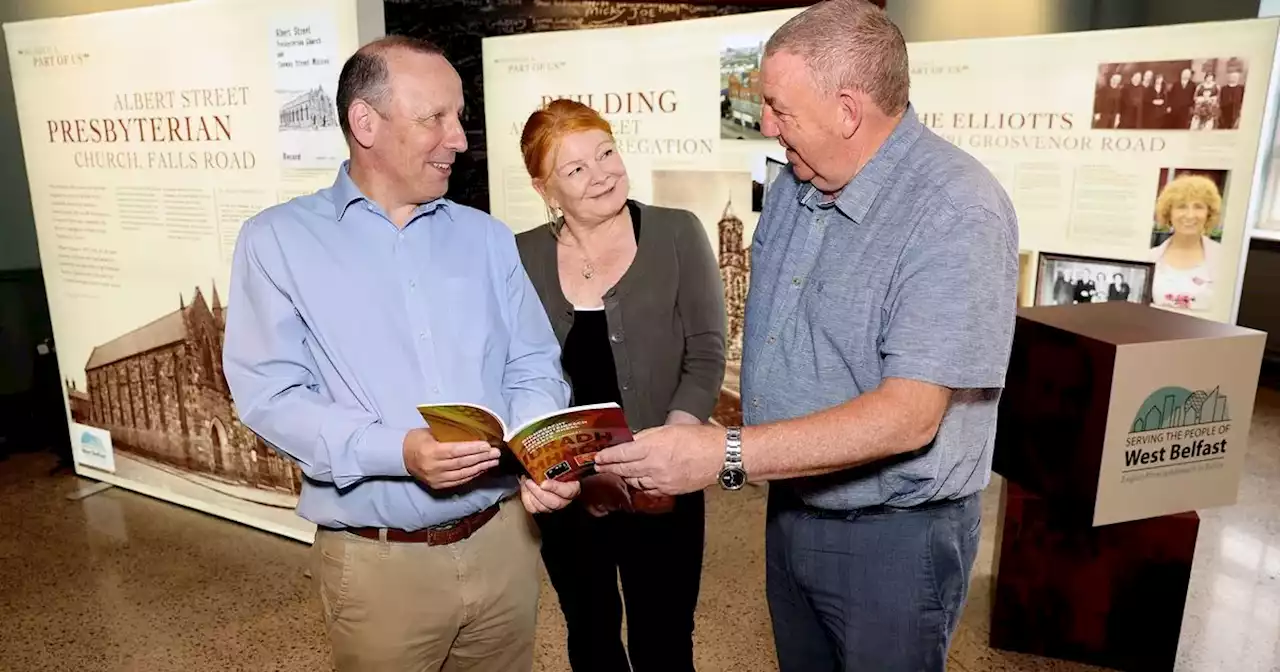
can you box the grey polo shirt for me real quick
[741,105,1019,511]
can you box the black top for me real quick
[560,202,641,407]
[515,200,726,433]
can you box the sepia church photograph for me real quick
[650,168,754,427]
[65,283,304,516]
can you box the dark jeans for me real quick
[765,488,982,672]
[536,489,705,672]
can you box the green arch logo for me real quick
[1131,385,1230,434]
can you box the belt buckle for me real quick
[429,519,462,532]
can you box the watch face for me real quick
[719,467,746,490]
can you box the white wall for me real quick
[887,0,1090,41]
[889,0,1260,42]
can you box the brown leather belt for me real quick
[325,502,501,546]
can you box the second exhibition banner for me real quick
[483,13,1280,329]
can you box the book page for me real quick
[507,404,632,483]
[416,404,507,446]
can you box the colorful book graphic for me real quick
[416,402,632,484]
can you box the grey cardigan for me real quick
[514,200,727,433]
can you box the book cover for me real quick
[416,402,633,484]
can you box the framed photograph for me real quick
[1034,252,1155,307]
[765,156,785,184]
[760,156,786,207]
[1017,251,1033,307]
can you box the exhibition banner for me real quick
[4,0,384,542]
[482,13,1280,425]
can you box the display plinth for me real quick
[989,302,1265,670]
[990,481,1199,672]
[993,301,1264,527]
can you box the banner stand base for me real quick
[66,481,114,501]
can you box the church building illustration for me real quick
[279,85,338,131]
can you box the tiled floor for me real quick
[3,388,1280,671]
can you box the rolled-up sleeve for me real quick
[881,204,1019,390]
[669,211,727,420]
[222,217,409,490]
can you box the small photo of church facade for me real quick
[278,85,338,131]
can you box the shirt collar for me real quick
[331,160,451,224]
[797,103,924,224]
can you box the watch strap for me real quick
[725,426,743,465]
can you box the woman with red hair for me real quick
[513,98,726,672]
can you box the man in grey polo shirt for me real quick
[595,1,1019,669]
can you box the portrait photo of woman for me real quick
[1149,172,1225,311]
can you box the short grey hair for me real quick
[765,0,910,116]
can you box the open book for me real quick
[416,402,633,484]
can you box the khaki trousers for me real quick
[311,497,542,672]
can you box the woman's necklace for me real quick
[563,212,626,280]
[563,223,599,279]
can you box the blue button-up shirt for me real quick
[742,105,1019,511]
[223,162,570,530]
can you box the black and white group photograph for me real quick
[1091,57,1248,131]
[1034,252,1155,307]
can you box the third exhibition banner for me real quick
[483,13,1279,331]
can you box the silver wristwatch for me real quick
[718,426,747,491]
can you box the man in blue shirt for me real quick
[596,1,1018,670]
[223,35,577,672]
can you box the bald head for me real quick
[765,0,909,116]
[336,35,467,218]
[336,35,445,140]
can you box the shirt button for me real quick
[792,277,802,286]
[752,397,760,407]
[767,335,776,344]
[419,332,426,340]
[610,332,624,343]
